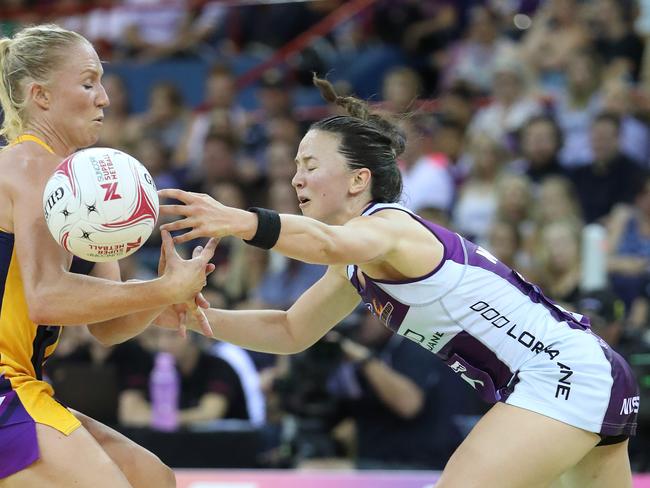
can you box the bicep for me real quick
[12,171,70,302]
[326,215,401,264]
[286,266,360,350]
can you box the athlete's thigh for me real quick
[0,423,132,488]
[72,410,176,488]
[555,440,632,488]
[436,402,600,488]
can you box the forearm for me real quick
[360,359,424,419]
[196,308,301,354]
[234,212,354,265]
[118,391,151,427]
[607,256,648,275]
[88,306,165,346]
[31,274,173,326]
[178,395,226,425]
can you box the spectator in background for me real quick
[327,314,484,470]
[467,58,542,152]
[452,135,508,245]
[174,64,246,170]
[608,174,650,308]
[437,81,476,132]
[381,67,422,114]
[440,6,516,94]
[532,176,583,230]
[553,49,604,167]
[568,113,647,223]
[486,219,531,278]
[590,0,644,81]
[601,79,650,167]
[495,173,534,240]
[430,113,471,188]
[243,69,295,159]
[533,220,583,308]
[118,328,249,429]
[509,115,566,185]
[114,0,189,61]
[128,81,188,153]
[398,116,455,225]
[520,0,590,90]
[372,0,459,93]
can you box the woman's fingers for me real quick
[196,292,210,309]
[158,188,194,204]
[160,230,181,260]
[160,217,194,233]
[159,204,193,217]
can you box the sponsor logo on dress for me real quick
[620,396,640,415]
[370,298,394,328]
[448,360,486,390]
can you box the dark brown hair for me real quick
[311,74,404,203]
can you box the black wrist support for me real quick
[243,207,281,249]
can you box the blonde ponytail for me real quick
[0,38,23,142]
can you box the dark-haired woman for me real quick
[158,76,637,488]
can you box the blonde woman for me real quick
[0,25,215,487]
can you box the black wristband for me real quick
[243,207,281,249]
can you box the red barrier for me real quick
[235,0,378,89]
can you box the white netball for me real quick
[42,147,159,262]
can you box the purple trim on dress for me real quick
[0,392,39,479]
[598,341,639,437]
[438,331,516,403]
[364,205,464,283]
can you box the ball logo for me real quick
[100,182,122,201]
[44,186,65,220]
[126,236,142,253]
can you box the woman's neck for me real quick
[23,121,75,157]
[329,197,374,225]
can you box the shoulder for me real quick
[0,144,60,186]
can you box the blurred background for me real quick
[3,0,650,481]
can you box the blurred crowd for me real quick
[4,0,650,473]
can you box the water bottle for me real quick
[149,352,179,432]
[581,224,608,292]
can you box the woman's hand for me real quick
[157,233,216,336]
[159,229,217,304]
[158,189,256,244]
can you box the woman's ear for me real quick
[349,167,371,196]
[29,82,51,110]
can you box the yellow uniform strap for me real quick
[11,134,55,154]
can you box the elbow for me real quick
[89,329,119,347]
[87,323,128,347]
[26,293,60,325]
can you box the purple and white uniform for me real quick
[347,203,638,439]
